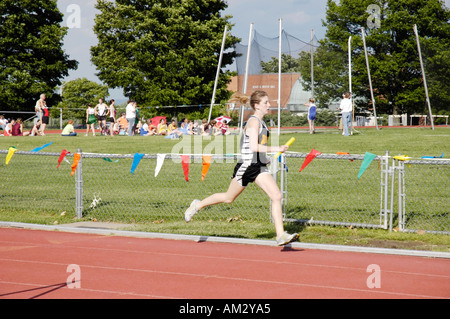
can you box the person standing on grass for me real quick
[85,103,96,136]
[40,98,49,136]
[184,90,299,246]
[95,98,108,135]
[35,94,46,128]
[339,92,352,136]
[108,99,116,136]
[305,98,316,134]
[126,100,136,136]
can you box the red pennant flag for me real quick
[57,149,70,168]
[180,155,190,181]
[201,155,212,181]
[299,149,322,172]
[71,153,81,176]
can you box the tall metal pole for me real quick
[311,29,314,98]
[413,24,434,130]
[348,36,353,134]
[75,149,83,219]
[348,36,352,94]
[361,27,379,130]
[208,25,228,123]
[240,23,253,134]
[277,18,282,135]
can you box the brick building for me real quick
[227,73,312,118]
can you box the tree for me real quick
[296,44,347,108]
[0,0,78,111]
[260,53,302,74]
[91,0,239,107]
[53,78,109,123]
[300,0,450,115]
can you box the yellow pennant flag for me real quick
[393,155,410,161]
[5,147,17,165]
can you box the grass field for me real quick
[1,126,449,251]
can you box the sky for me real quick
[56,0,449,101]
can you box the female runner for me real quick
[184,90,299,246]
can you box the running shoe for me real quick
[276,232,299,246]
[184,199,200,222]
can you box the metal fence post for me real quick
[380,151,390,229]
[398,160,406,231]
[75,148,83,219]
[389,157,396,232]
[280,153,287,220]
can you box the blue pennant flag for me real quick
[31,142,53,152]
[131,153,144,174]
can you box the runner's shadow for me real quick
[280,245,304,252]
[0,282,68,299]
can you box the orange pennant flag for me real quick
[180,155,190,181]
[337,151,353,162]
[201,155,212,181]
[71,153,81,176]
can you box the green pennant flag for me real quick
[358,152,376,179]
[103,158,119,163]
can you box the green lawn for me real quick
[1,126,449,251]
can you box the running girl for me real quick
[184,91,299,246]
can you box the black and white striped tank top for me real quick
[239,115,269,165]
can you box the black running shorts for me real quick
[232,162,269,187]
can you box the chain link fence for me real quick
[397,159,450,234]
[282,153,384,229]
[0,149,448,234]
[0,151,76,223]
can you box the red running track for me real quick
[0,227,449,299]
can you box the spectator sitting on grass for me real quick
[140,119,156,136]
[29,119,42,136]
[12,118,30,136]
[61,120,77,136]
[157,118,168,136]
[212,120,223,136]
